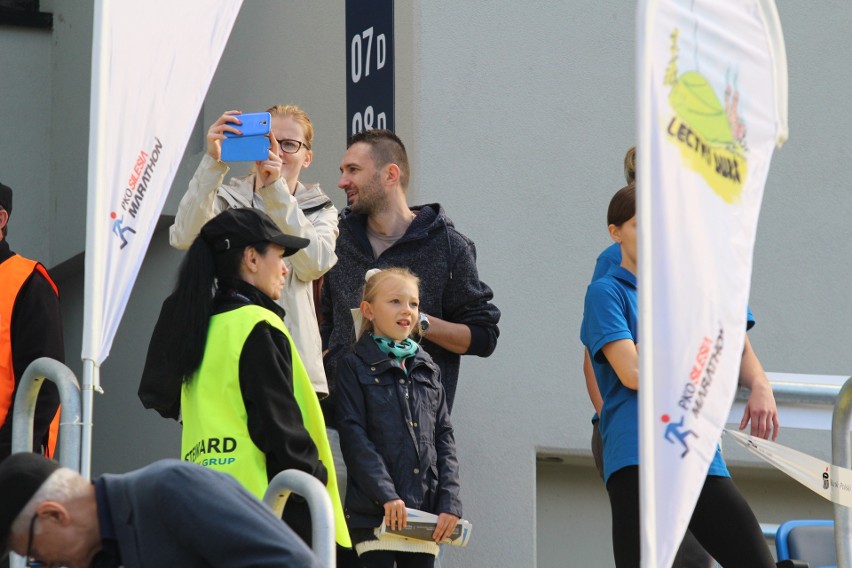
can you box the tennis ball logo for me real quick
[669,71,735,148]
[664,29,748,204]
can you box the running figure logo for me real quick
[662,414,698,458]
[111,211,136,249]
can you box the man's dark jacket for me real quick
[320,203,500,417]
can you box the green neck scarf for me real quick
[372,335,419,373]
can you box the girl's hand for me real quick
[207,110,243,160]
[432,513,459,543]
[383,499,407,531]
[255,136,283,187]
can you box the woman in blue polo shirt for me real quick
[580,182,775,567]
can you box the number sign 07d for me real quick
[345,0,394,137]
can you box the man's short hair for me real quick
[347,129,410,190]
[9,467,89,537]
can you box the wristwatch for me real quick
[418,313,431,336]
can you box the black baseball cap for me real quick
[200,208,309,257]
[0,453,61,559]
[0,182,12,215]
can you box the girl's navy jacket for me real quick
[335,333,462,532]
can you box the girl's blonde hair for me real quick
[248,104,314,177]
[623,146,636,184]
[358,267,421,339]
[267,104,314,149]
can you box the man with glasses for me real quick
[143,106,338,417]
[0,182,63,462]
[0,452,321,567]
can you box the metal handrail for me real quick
[263,469,336,568]
[760,522,779,541]
[10,357,83,568]
[735,381,842,406]
[831,377,852,568]
[11,357,83,470]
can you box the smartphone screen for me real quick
[221,135,270,162]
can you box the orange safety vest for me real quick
[0,254,61,457]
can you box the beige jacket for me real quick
[169,154,338,396]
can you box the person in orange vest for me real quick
[0,182,63,461]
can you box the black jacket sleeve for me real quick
[239,322,327,486]
[0,270,63,455]
[443,235,501,357]
[138,294,183,420]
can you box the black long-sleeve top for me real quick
[0,239,63,459]
[139,280,326,486]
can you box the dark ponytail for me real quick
[165,237,216,382]
[167,237,271,382]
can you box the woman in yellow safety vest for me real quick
[141,207,349,549]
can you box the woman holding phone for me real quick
[141,105,337,418]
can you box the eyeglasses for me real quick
[275,139,310,154]
[25,514,45,567]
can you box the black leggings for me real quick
[592,424,714,568]
[606,466,775,568]
[358,550,435,568]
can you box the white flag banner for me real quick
[724,429,852,508]
[637,0,788,566]
[82,0,242,366]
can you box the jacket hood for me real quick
[228,173,331,211]
[295,182,332,210]
[339,202,461,281]
[340,202,455,233]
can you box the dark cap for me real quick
[0,453,61,558]
[200,208,309,257]
[0,182,11,216]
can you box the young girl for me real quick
[335,268,461,568]
[580,183,775,567]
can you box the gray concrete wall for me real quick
[0,23,52,263]
[1,1,850,566]
[163,0,350,216]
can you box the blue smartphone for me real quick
[223,112,271,138]
[221,135,270,162]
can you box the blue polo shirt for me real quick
[591,243,622,282]
[591,243,755,327]
[582,264,640,482]
[581,263,729,483]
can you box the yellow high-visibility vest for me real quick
[181,304,350,547]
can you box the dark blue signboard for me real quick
[345,0,394,138]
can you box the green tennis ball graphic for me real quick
[669,71,735,147]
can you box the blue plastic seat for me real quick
[775,519,836,568]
